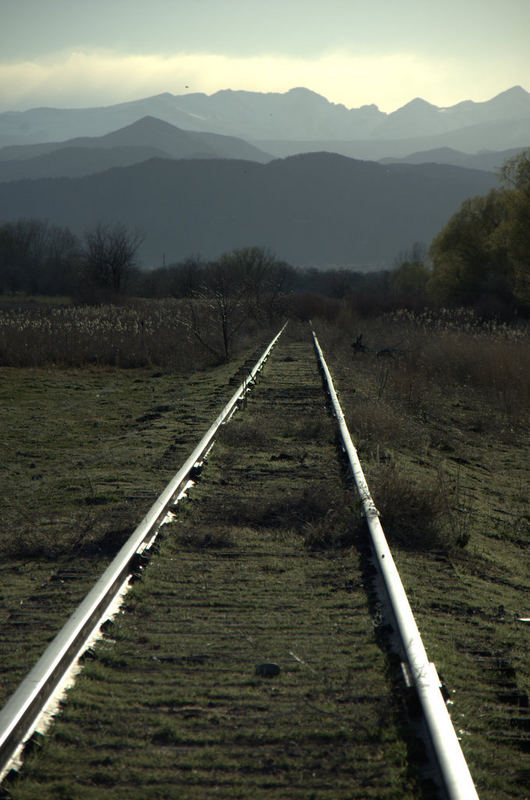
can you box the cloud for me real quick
[0,49,523,113]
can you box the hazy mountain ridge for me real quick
[0,87,520,270]
[1,86,528,155]
[377,86,530,138]
[0,152,497,268]
[0,117,271,180]
[380,146,525,171]
[0,115,524,183]
[0,145,172,182]
[255,118,530,161]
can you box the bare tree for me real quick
[218,246,294,322]
[0,219,49,293]
[187,258,250,360]
[82,223,143,297]
[0,219,80,295]
[182,247,291,360]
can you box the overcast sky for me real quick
[1,0,529,113]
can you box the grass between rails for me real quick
[5,334,424,799]
[315,311,529,799]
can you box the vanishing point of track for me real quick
[0,326,479,799]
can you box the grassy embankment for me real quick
[317,307,529,798]
[0,299,528,798]
[2,324,423,799]
[0,299,275,705]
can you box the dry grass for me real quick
[0,300,196,369]
[302,502,358,550]
[1,504,137,560]
[0,298,277,370]
[369,459,470,551]
[313,305,529,555]
[312,309,529,798]
[381,308,529,427]
[318,305,529,430]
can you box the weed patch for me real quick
[172,525,235,550]
[302,505,357,550]
[369,460,457,551]
[1,506,136,560]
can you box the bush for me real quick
[370,461,469,551]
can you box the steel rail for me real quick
[312,331,479,800]
[0,323,287,779]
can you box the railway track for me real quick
[0,326,483,798]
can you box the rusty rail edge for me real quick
[0,323,287,778]
[312,331,479,800]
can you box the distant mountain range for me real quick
[379,146,525,171]
[0,152,498,268]
[1,85,529,158]
[0,117,271,181]
[0,114,525,184]
[0,86,525,269]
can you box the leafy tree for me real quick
[499,149,530,190]
[496,149,530,307]
[391,243,429,300]
[428,149,529,313]
[427,190,513,307]
[391,261,430,297]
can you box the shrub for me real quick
[369,462,449,550]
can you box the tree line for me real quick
[0,150,528,318]
[0,218,423,314]
[0,221,142,300]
